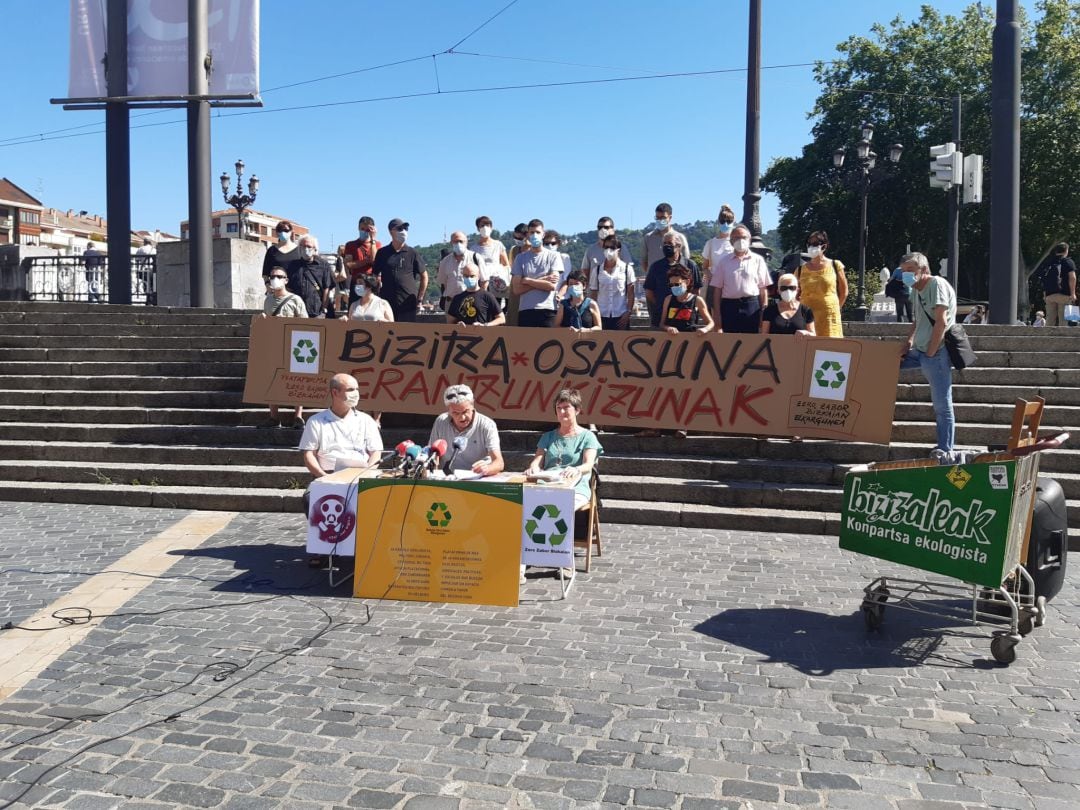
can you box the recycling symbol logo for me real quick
[292,338,318,364]
[814,360,846,390]
[426,501,452,527]
[525,504,568,546]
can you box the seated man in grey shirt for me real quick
[427,384,505,476]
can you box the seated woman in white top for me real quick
[348,273,394,322]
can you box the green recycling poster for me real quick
[839,455,1038,587]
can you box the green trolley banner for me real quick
[839,455,1039,587]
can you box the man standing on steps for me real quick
[900,251,956,456]
[299,373,383,478]
[259,267,307,429]
[374,218,427,322]
[1040,243,1077,327]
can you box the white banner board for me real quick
[520,484,576,568]
[68,0,259,99]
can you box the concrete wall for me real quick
[0,245,61,301]
[157,238,267,309]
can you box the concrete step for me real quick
[894,402,1080,430]
[949,367,1080,386]
[0,375,245,392]
[0,390,244,408]
[0,480,298,511]
[0,440,302,467]
[846,323,1080,337]
[897,383,1080,406]
[0,361,248,376]
[0,323,251,337]
[0,335,249,349]
[0,460,310,490]
[0,347,249,362]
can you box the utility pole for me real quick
[105,0,131,304]
[741,0,762,242]
[187,0,213,307]
[989,0,1021,324]
[947,94,961,291]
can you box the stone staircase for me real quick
[1,302,1078,548]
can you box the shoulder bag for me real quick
[917,280,976,370]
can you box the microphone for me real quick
[425,439,448,474]
[443,435,468,474]
[403,443,422,476]
[392,440,415,473]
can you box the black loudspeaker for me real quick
[1026,476,1068,602]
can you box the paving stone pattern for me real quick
[0,504,1078,809]
[0,502,191,627]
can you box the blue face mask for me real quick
[528,233,543,248]
[718,223,733,234]
[568,285,584,299]
[902,271,917,286]
[462,277,478,290]
[277,231,289,242]
[670,284,687,297]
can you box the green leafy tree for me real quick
[761,1,1080,315]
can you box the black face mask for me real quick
[662,244,677,259]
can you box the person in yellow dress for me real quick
[796,230,848,337]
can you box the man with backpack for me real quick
[1040,242,1077,326]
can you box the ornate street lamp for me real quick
[833,126,903,321]
[220,159,259,240]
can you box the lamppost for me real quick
[833,124,903,321]
[220,159,259,241]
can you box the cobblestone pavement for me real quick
[0,502,1078,809]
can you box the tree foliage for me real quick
[761,1,1080,306]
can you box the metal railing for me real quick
[25,255,157,304]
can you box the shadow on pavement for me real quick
[168,543,349,597]
[694,606,995,675]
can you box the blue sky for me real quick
[4,0,976,248]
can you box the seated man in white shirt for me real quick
[299,373,383,477]
[427,384,505,477]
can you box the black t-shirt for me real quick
[762,301,815,335]
[560,297,597,329]
[662,294,702,332]
[262,243,300,279]
[374,244,426,306]
[1044,256,1077,295]
[448,290,501,325]
[287,258,333,317]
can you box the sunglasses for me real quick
[269,274,287,280]
[543,242,559,248]
[445,391,470,402]
[807,242,824,247]
[779,285,798,292]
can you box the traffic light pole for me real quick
[947,94,961,291]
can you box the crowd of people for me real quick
[260,205,971,459]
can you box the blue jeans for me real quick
[901,347,954,452]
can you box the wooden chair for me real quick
[573,468,602,573]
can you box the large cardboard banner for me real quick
[353,478,522,607]
[839,455,1039,587]
[244,318,903,442]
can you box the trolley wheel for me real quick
[990,634,1019,664]
[863,604,884,632]
[1034,595,1047,628]
[1017,615,1034,637]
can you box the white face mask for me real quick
[395,230,408,244]
[732,238,749,253]
[780,288,798,303]
[269,277,286,290]
[807,245,823,259]
[301,247,316,260]
[597,227,613,240]
[655,218,670,230]
[451,242,465,256]
[603,248,618,261]
[478,226,492,238]
[354,284,366,297]
[343,390,360,408]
